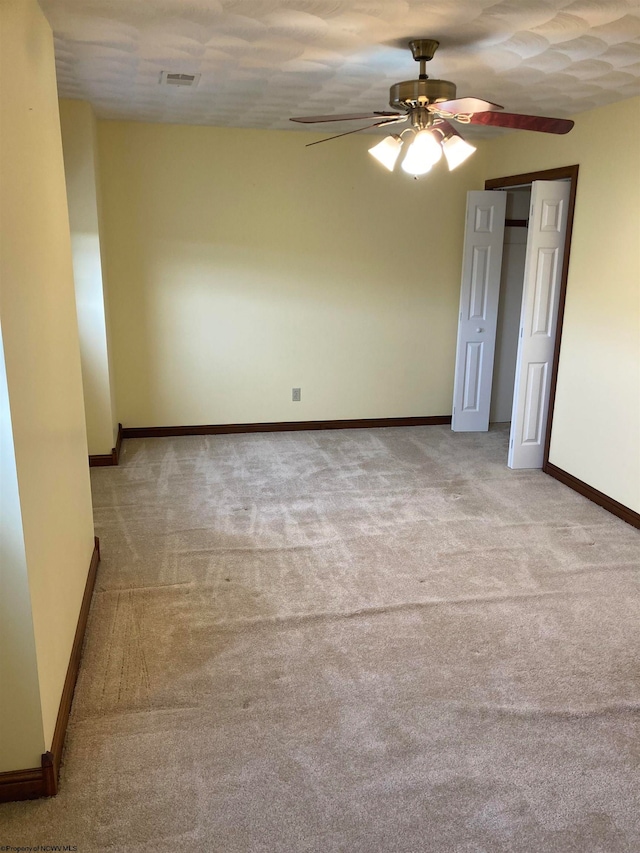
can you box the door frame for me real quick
[484,164,579,469]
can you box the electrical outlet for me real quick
[292,388,301,402]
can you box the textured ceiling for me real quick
[40,0,640,132]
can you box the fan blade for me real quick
[291,111,400,124]
[305,118,403,147]
[432,97,503,115]
[469,111,574,134]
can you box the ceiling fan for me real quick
[290,40,574,177]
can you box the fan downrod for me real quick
[409,39,440,79]
[389,40,455,111]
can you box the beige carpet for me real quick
[2,425,640,852]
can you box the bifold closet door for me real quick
[508,180,570,469]
[452,191,506,432]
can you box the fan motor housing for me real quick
[389,78,457,110]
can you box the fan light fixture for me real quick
[401,129,442,176]
[441,133,476,170]
[369,126,476,178]
[368,135,403,171]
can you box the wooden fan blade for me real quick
[469,111,574,134]
[291,111,401,124]
[432,97,503,115]
[305,118,403,147]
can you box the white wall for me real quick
[59,99,118,456]
[486,97,640,512]
[0,0,96,761]
[97,121,488,427]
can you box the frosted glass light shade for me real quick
[401,130,442,176]
[368,135,403,171]
[442,134,476,170]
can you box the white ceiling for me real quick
[40,0,640,133]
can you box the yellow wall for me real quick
[0,323,46,772]
[486,97,640,512]
[97,121,487,426]
[0,0,96,755]
[59,99,118,456]
[97,98,638,514]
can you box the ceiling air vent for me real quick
[159,71,201,87]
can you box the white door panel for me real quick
[452,191,506,431]
[508,181,570,468]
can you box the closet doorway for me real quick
[451,165,579,469]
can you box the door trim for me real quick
[485,165,579,467]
